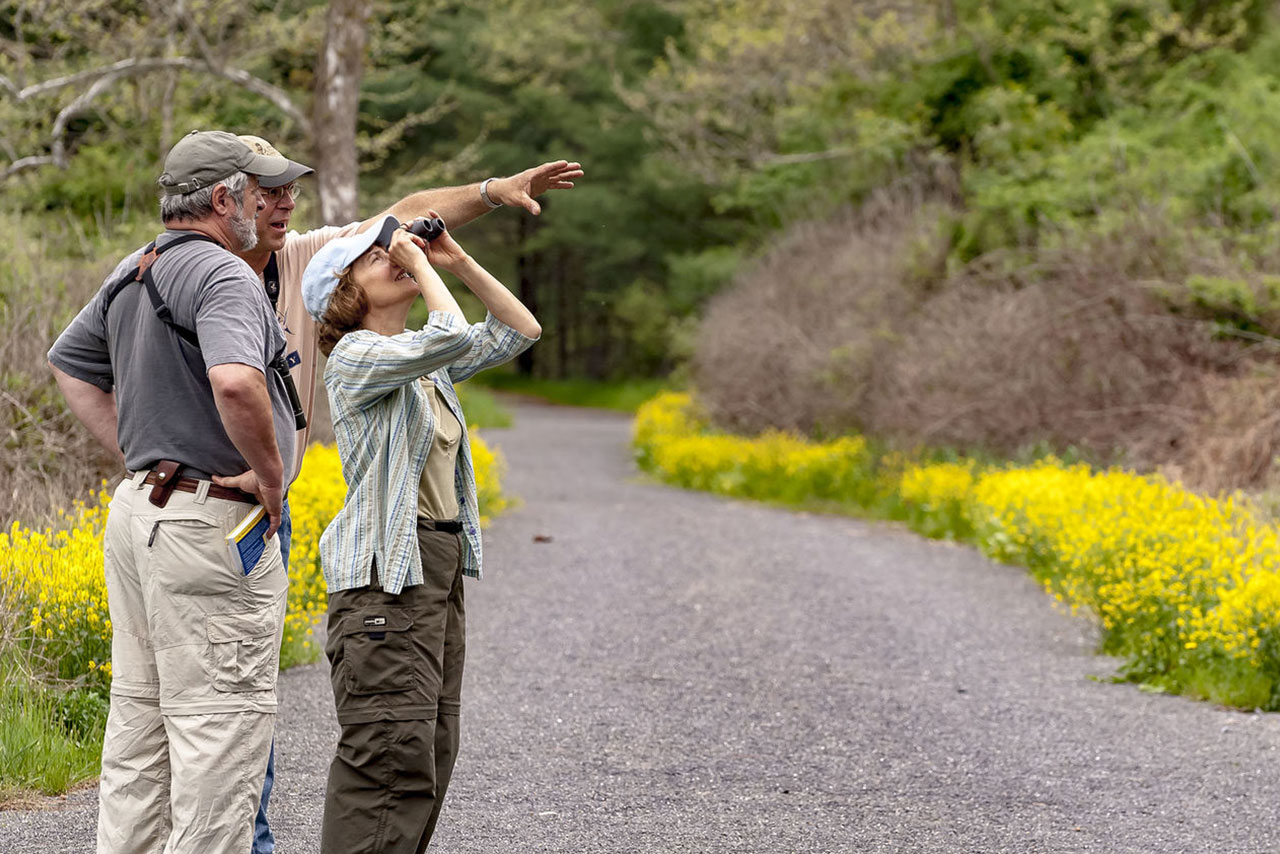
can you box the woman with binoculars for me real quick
[301,212,540,853]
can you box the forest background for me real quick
[7,0,1280,526]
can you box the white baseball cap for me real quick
[301,215,401,321]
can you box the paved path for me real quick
[5,400,1280,853]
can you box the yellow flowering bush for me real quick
[0,435,509,793]
[636,391,1280,709]
[280,443,345,668]
[634,392,879,505]
[1,490,114,686]
[470,430,510,523]
[898,461,978,540]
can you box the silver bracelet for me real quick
[479,177,502,209]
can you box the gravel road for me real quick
[4,400,1280,853]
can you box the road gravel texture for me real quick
[4,400,1280,853]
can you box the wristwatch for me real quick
[479,177,502,209]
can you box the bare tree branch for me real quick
[170,0,220,66]
[2,57,309,128]
[1,56,312,181]
[753,147,856,167]
[1,154,59,180]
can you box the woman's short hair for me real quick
[317,267,368,356]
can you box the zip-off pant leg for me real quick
[98,478,286,854]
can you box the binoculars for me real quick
[407,216,446,242]
[374,215,447,250]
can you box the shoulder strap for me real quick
[102,232,222,350]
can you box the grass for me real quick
[454,382,513,428]
[471,373,670,413]
[0,652,107,799]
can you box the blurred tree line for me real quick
[5,0,1280,381]
[664,0,1280,491]
[1,0,743,379]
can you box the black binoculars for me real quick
[374,215,447,250]
[407,216,447,242]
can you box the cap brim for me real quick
[258,159,314,188]
[241,151,291,180]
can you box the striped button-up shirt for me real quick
[320,310,536,594]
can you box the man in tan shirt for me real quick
[226,135,582,854]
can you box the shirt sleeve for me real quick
[325,311,476,410]
[48,293,114,392]
[195,263,275,373]
[445,312,539,384]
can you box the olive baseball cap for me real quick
[157,130,290,196]
[238,134,314,188]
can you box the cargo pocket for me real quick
[340,608,415,696]
[206,609,280,692]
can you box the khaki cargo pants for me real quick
[321,522,466,854]
[98,473,287,854]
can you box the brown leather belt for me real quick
[143,468,255,506]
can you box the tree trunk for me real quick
[312,0,371,224]
[555,248,569,378]
[516,215,539,376]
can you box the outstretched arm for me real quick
[360,160,583,231]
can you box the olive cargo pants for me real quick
[321,523,465,854]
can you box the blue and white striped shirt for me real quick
[320,310,536,594]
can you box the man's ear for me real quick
[210,182,235,216]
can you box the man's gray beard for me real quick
[229,201,259,252]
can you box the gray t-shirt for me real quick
[49,230,296,478]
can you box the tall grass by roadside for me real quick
[635,391,1280,710]
[1,208,157,528]
[0,652,106,797]
[0,435,509,797]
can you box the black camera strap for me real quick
[259,250,308,429]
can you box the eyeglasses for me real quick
[263,182,302,202]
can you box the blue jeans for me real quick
[253,499,290,854]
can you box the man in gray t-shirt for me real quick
[48,130,295,854]
[52,234,296,479]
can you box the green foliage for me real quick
[474,373,670,412]
[0,656,106,795]
[11,0,1280,384]
[1162,273,1280,337]
[665,246,742,314]
[349,0,740,379]
[453,382,514,429]
[639,0,1280,266]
